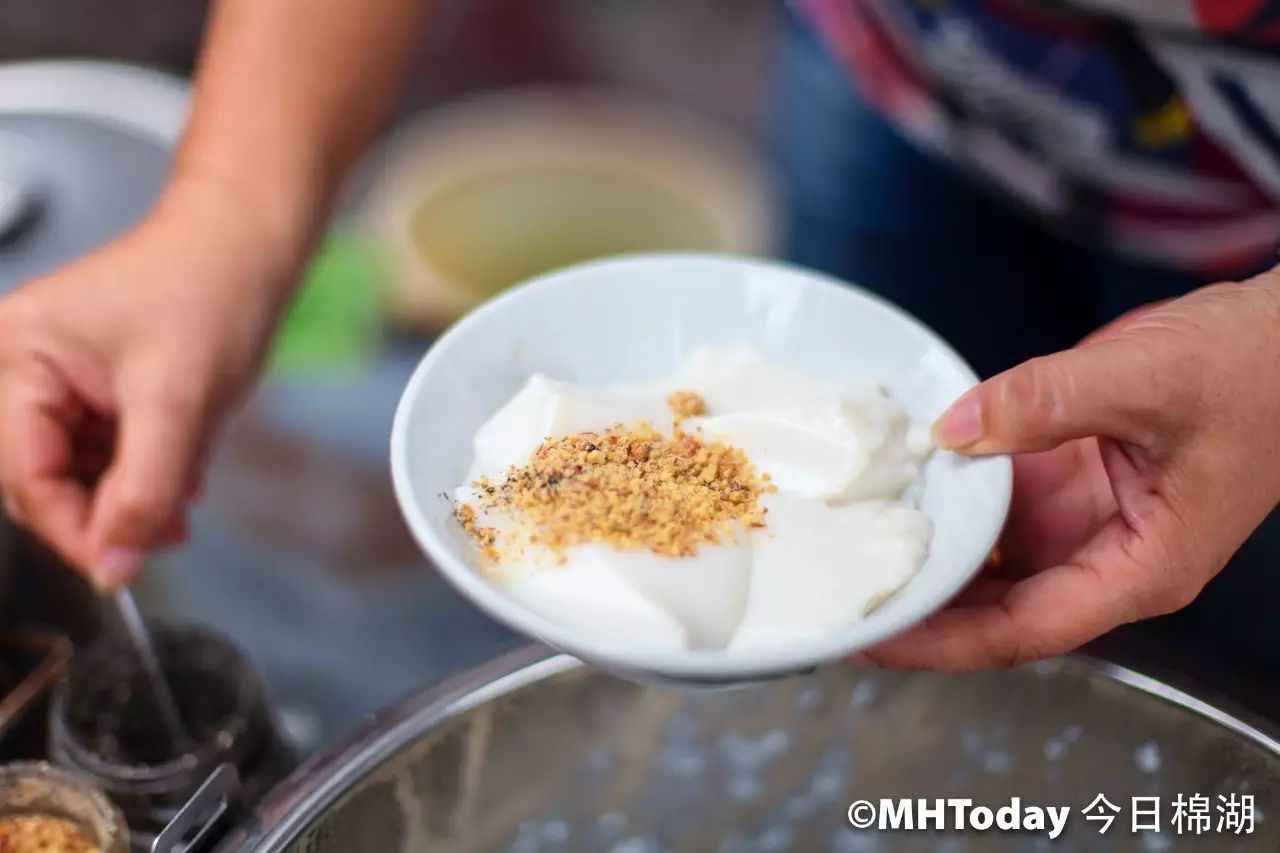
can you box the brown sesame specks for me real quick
[666,390,707,420]
[457,422,772,562]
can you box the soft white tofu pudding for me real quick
[452,347,934,654]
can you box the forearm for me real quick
[161,0,431,290]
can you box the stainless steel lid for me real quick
[0,60,187,293]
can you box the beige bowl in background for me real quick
[359,88,775,332]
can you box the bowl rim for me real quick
[389,252,1013,679]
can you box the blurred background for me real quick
[5,0,1279,776]
[0,0,788,756]
[10,4,1280,850]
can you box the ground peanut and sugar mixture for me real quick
[0,816,99,853]
[456,392,775,564]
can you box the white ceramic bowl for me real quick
[391,254,1011,683]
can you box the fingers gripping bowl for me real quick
[390,255,1011,683]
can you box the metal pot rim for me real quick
[217,646,1280,852]
[0,60,188,148]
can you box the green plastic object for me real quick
[269,231,385,374]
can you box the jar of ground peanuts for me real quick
[0,762,128,853]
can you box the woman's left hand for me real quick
[863,271,1280,671]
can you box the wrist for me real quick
[154,168,322,299]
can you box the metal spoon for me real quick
[112,589,189,750]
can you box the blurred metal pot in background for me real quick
[0,60,186,293]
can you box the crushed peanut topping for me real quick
[0,816,100,853]
[666,390,707,421]
[459,421,774,561]
[453,503,499,563]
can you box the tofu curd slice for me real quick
[730,497,931,652]
[500,557,688,651]
[470,374,672,480]
[593,534,752,649]
[688,397,925,504]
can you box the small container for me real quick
[48,623,293,851]
[0,761,128,853]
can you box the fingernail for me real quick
[93,547,142,590]
[934,393,983,449]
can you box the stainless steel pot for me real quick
[217,647,1280,852]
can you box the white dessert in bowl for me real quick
[452,347,934,654]
[390,254,1012,684]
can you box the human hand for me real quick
[0,180,301,589]
[863,274,1280,670]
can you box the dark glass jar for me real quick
[48,623,293,851]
